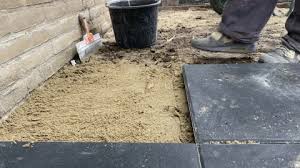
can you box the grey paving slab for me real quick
[200,144,300,168]
[0,142,201,168]
[183,64,300,143]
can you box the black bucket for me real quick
[107,0,161,48]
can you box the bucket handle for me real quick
[106,0,161,9]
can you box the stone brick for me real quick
[83,0,95,8]
[90,5,103,19]
[0,13,80,65]
[100,21,112,34]
[42,0,66,21]
[0,14,9,38]
[20,43,54,77]
[51,29,81,54]
[0,102,6,117]
[97,8,110,22]
[94,0,106,5]
[92,8,110,23]
[92,12,111,34]
[95,21,111,34]
[7,7,46,34]
[165,0,178,6]
[0,70,31,116]
[26,0,53,6]
[0,64,46,115]
[41,45,76,80]
[65,0,84,13]
[0,61,19,91]
[46,15,80,38]
[0,42,54,91]
[0,27,50,64]
[0,0,25,10]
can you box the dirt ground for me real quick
[0,8,288,143]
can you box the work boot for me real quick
[191,32,256,53]
[259,45,300,63]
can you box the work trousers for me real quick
[219,0,300,52]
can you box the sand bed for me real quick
[0,60,191,142]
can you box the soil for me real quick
[0,8,287,143]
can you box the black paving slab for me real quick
[200,144,300,168]
[0,142,201,168]
[183,64,300,143]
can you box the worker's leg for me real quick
[283,0,300,53]
[219,0,277,43]
[259,0,300,63]
[191,0,277,53]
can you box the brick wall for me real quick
[162,0,178,6]
[0,0,111,117]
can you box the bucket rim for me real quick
[106,0,161,9]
